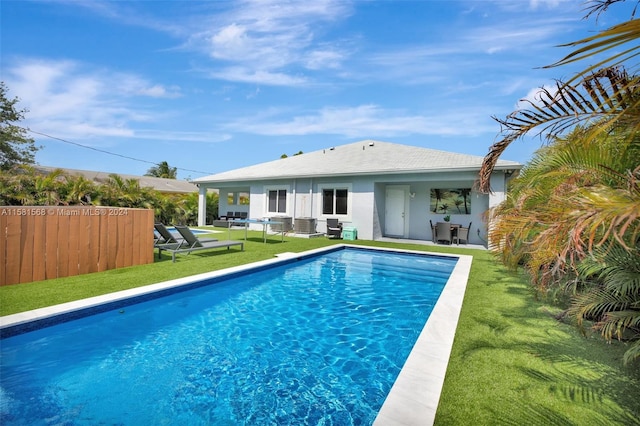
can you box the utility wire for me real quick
[27,129,215,176]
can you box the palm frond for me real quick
[546,19,640,78]
[480,68,640,193]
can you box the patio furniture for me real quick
[453,222,471,245]
[326,218,343,239]
[229,218,285,243]
[430,220,437,243]
[154,222,182,243]
[158,225,243,262]
[435,221,452,244]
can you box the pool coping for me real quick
[0,244,472,425]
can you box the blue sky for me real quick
[1,0,631,179]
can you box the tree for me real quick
[280,151,303,158]
[145,161,177,179]
[488,122,640,364]
[0,82,39,170]
[479,1,640,199]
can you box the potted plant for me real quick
[443,214,451,222]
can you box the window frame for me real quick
[317,183,352,220]
[264,186,289,215]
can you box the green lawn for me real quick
[1,228,639,425]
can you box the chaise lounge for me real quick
[158,225,244,262]
[154,222,183,247]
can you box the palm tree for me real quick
[479,1,640,200]
[570,241,640,365]
[432,188,442,213]
[33,168,64,205]
[145,161,177,179]
[62,174,96,205]
[489,123,640,363]
[0,165,36,205]
[460,188,471,214]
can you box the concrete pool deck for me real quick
[0,244,472,425]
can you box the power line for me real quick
[27,129,215,176]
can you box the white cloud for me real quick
[188,0,353,85]
[304,48,344,70]
[529,0,568,10]
[516,84,560,110]
[223,104,495,138]
[4,58,181,141]
[208,66,308,86]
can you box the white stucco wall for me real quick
[197,170,510,246]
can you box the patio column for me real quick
[487,172,511,249]
[197,185,207,226]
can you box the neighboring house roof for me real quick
[194,140,522,184]
[34,166,198,194]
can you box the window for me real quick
[322,188,348,215]
[227,192,249,205]
[267,189,287,213]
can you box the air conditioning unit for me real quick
[294,217,316,234]
[270,216,293,233]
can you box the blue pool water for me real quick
[1,247,457,425]
[165,226,212,235]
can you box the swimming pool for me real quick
[0,245,471,425]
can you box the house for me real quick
[34,166,199,195]
[193,140,522,245]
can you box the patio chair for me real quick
[430,220,437,243]
[435,221,452,245]
[157,225,243,262]
[453,222,472,245]
[326,218,343,239]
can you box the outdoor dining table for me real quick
[229,218,285,243]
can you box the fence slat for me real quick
[5,215,22,285]
[19,214,35,284]
[57,215,70,278]
[0,213,7,285]
[78,213,91,275]
[67,214,80,278]
[45,214,59,281]
[32,216,47,282]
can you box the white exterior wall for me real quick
[370,170,487,245]
[197,170,511,246]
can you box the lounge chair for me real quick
[155,222,182,244]
[158,225,243,262]
[435,221,452,244]
[154,223,184,248]
[326,218,343,239]
[453,222,472,245]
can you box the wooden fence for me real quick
[0,206,154,286]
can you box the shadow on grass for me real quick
[440,254,640,425]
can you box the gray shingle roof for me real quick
[35,166,198,194]
[194,140,522,184]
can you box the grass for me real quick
[1,228,639,425]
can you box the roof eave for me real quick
[195,164,522,185]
